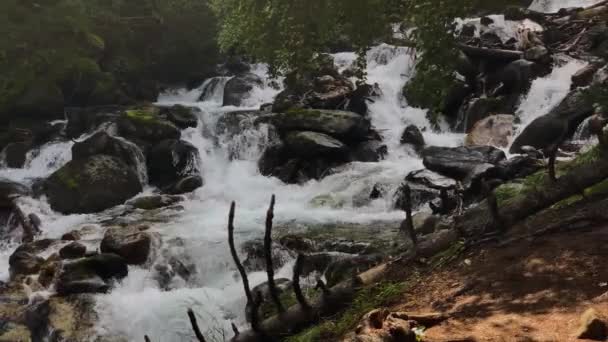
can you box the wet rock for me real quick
[320,239,373,255]
[510,89,594,154]
[61,230,81,241]
[223,73,263,106]
[127,195,183,210]
[38,256,61,287]
[349,140,388,162]
[571,64,600,89]
[458,96,513,132]
[56,253,128,295]
[422,145,506,184]
[161,105,199,129]
[308,77,354,110]
[524,45,550,63]
[44,155,143,214]
[310,193,345,209]
[165,175,204,195]
[59,242,87,259]
[413,212,441,236]
[400,125,425,151]
[100,225,158,265]
[405,169,458,190]
[257,109,372,141]
[285,131,347,157]
[460,23,477,38]
[147,139,201,190]
[489,155,544,181]
[278,235,316,253]
[71,131,144,171]
[576,308,607,340]
[8,239,57,278]
[465,114,514,148]
[0,179,30,207]
[241,239,293,272]
[8,251,45,278]
[393,183,440,211]
[216,110,263,138]
[117,107,181,143]
[486,59,539,96]
[3,141,32,168]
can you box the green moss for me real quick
[124,108,159,123]
[285,108,323,116]
[287,281,411,342]
[586,179,608,197]
[56,166,79,190]
[428,240,466,269]
[495,183,524,206]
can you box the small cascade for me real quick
[112,135,149,186]
[0,141,74,184]
[198,76,231,103]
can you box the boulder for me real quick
[524,46,550,63]
[100,225,158,265]
[8,239,57,278]
[465,114,514,148]
[349,140,388,162]
[458,96,513,132]
[405,169,458,191]
[393,182,440,211]
[412,212,441,236]
[486,59,539,96]
[325,254,383,287]
[59,242,87,259]
[71,131,144,170]
[56,253,128,295]
[65,105,123,139]
[284,131,347,157]
[488,155,544,181]
[510,89,594,154]
[161,105,199,129]
[223,73,263,106]
[400,125,425,151]
[3,141,32,168]
[576,308,607,340]
[117,108,181,143]
[127,195,183,210]
[165,175,204,195]
[422,145,506,185]
[241,239,292,272]
[0,179,30,207]
[571,64,600,89]
[44,155,143,214]
[147,139,201,190]
[257,109,372,141]
[216,110,264,138]
[308,77,354,110]
[246,279,292,322]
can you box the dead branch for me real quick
[187,309,206,342]
[227,202,254,310]
[263,195,284,314]
[231,323,240,337]
[399,184,417,245]
[293,254,311,310]
[10,198,35,243]
[144,335,151,342]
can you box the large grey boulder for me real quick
[44,155,142,214]
[257,109,371,141]
[284,131,347,157]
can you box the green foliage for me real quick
[0,0,219,120]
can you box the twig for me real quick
[187,309,206,342]
[293,254,311,310]
[399,184,417,245]
[264,195,284,314]
[227,202,254,307]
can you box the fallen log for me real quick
[457,43,523,61]
[457,146,608,237]
[231,262,395,342]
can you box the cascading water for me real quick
[0,2,596,339]
[529,0,605,13]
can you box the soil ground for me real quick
[390,225,608,342]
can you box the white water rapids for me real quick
[0,1,594,340]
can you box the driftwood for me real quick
[457,43,523,61]
[227,202,255,314]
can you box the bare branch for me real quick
[231,322,240,337]
[293,254,311,310]
[227,202,254,306]
[187,309,206,342]
[399,184,417,245]
[264,195,284,314]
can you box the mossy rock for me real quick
[118,107,181,142]
[44,155,143,214]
